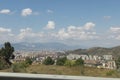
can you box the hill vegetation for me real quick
[66,46,120,59]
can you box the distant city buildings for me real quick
[13,51,116,70]
[67,54,116,69]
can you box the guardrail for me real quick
[0,72,119,80]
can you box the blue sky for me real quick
[0,0,120,48]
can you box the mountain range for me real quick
[66,46,120,58]
[0,42,120,58]
[1,42,80,51]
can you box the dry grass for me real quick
[26,64,120,78]
[0,64,120,78]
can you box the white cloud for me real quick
[21,8,32,16]
[57,28,70,40]
[110,27,120,33]
[54,22,98,40]
[47,9,53,13]
[108,27,120,40]
[18,28,44,40]
[84,22,95,30]
[0,27,15,44]
[0,27,11,33]
[0,9,11,14]
[2,22,120,47]
[45,21,55,30]
[18,28,34,40]
[20,27,32,33]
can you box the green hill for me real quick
[66,46,120,58]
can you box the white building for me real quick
[103,55,113,60]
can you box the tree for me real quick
[25,57,33,65]
[64,60,75,67]
[56,57,67,66]
[0,42,14,65]
[75,58,84,66]
[116,56,120,70]
[75,58,84,75]
[43,56,54,65]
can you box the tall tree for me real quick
[0,42,14,65]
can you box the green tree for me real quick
[56,57,67,66]
[64,60,75,67]
[75,58,84,66]
[75,58,84,75]
[0,59,9,70]
[43,56,54,65]
[25,57,33,65]
[116,56,120,70]
[0,42,14,65]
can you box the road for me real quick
[0,72,119,80]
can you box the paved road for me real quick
[0,72,119,80]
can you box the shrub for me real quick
[64,60,75,67]
[25,57,33,65]
[43,56,54,65]
[106,70,115,76]
[11,62,28,72]
[56,57,67,66]
[0,59,9,70]
[75,58,84,66]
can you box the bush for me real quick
[64,60,75,67]
[11,62,28,72]
[75,58,84,66]
[56,57,67,66]
[106,70,115,76]
[25,57,33,65]
[0,59,9,70]
[43,56,54,65]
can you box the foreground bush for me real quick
[11,62,28,72]
[0,60,9,70]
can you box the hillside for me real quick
[66,46,120,58]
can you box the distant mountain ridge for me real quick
[0,42,79,51]
[0,42,120,58]
[67,46,120,58]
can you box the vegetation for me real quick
[1,64,120,78]
[25,57,33,65]
[0,42,14,69]
[56,57,67,66]
[11,62,27,72]
[75,58,84,66]
[64,60,75,67]
[0,59,9,70]
[116,56,120,70]
[67,46,120,58]
[12,58,33,72]
[0,42,120,78]
[43,56,55,65]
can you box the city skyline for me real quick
[0,0,120,47]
